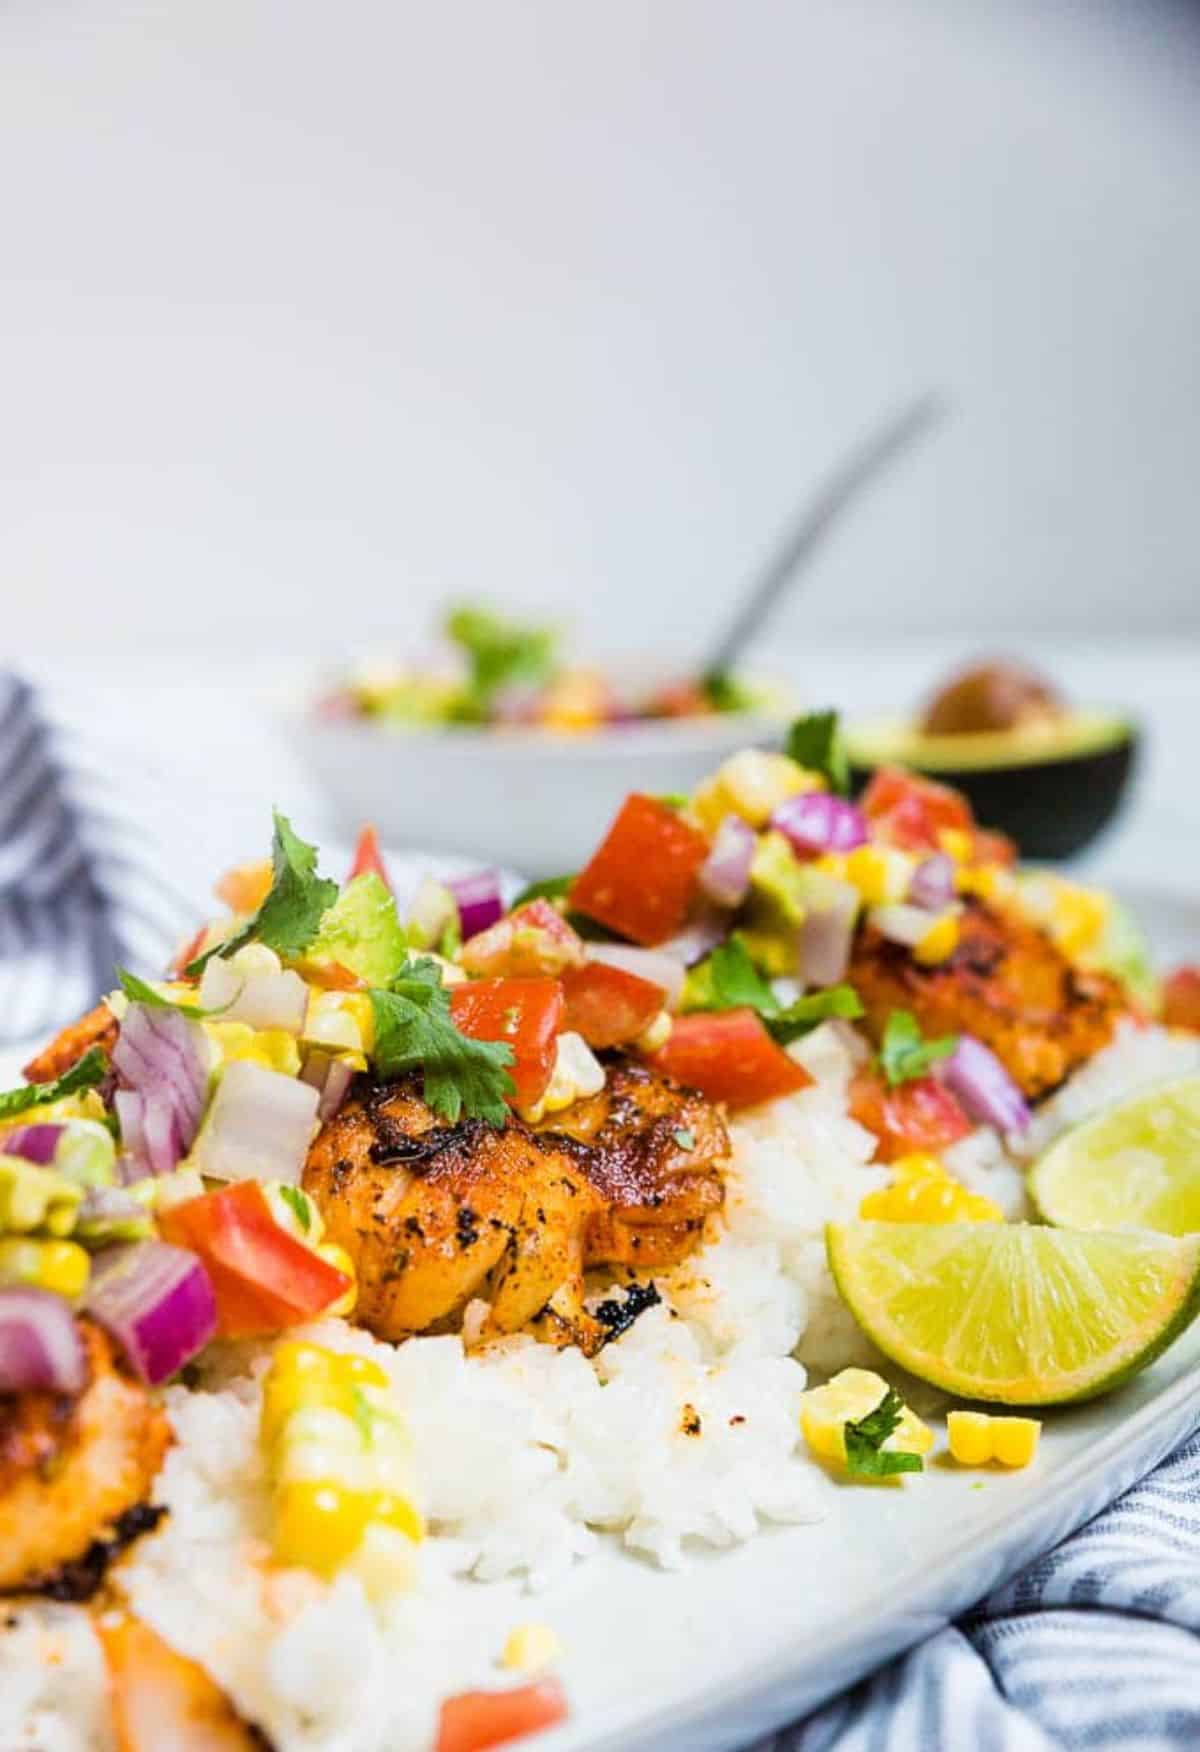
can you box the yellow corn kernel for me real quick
[913,911,960,966]
[990,1417,1041,1468]
[539,668,608,733]
[956,862,1000,900]
[501,1623,562,1673]
[947,1410,1041,1468]
[634,1009,672,1054]
[812,852,848,881]
[1052,885,1110,959]
[937,827,973,864]
[372,1487,425,1543]
[690,751,818,833]
[318,1244,358,1317]
[333,1352,390,1390]
[843,845,914,906]
[349,1522,421,1600]
[800,1368,932,1467]
[859,1154,1003,1224]
[0,1237,90,1298]
[273,1480,372,1574]
[271,1340,340,1382]
[205,1021,302,1078]
[946,1410,995,1466]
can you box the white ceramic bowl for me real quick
[292,711,783,875]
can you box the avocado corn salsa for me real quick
[1,711,1198,1752]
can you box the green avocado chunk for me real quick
[307,873,408,986]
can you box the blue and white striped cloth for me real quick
[3,669,1199,1748]
[770,1424,1200,1749]
[0,672,198,1046]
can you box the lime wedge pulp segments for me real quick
[827,1221,1200,1405]
[1030,1074,1200,1237]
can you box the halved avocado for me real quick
[845,710,1139,859]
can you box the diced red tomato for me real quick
[560,961,666,1049]
[459,900,585,978]
[646,679,714,719]
[848,1067,972,1163]
[435,1680,568,1752]
[99,1614,263,1752]
[1163,965,1200,1033]
[450,977,565,1109]
[158,1182,351,1340]
[348,823,392,891]
[569,795,708,946]
[861,767,975,855]
[215,860,274,916]
[291,957,365,991]
[172,925,210,979]
[972,827,1017,868]
[649,1009,812,1108]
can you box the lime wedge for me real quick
[1030,1074,1200,1236]
[826,1221,1200,1404]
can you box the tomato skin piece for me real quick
[450,977,565,1110]
[435,1680,568,1752]
[560,961,666,1050]
[848,1067,972,1163]
[861,767,974,854]
[158,1182,351,1339]
[1163,965,1200,1033]
[649,1009,812,1109]
[348,824,392,890]
[459,900,585,978]
[569,795,708,947]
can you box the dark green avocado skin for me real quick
[849,732,1139,861]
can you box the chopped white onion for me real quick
[698,816,756,909]
[797,877,860,986]
[587,943,686,1010]
[869,903,939,949]
[198,959,309,1034]
[186,1061,320,1186]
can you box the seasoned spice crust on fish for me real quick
[0,1321,172,1595]
[303,1058,728,1355]
[850,895,1126,1100]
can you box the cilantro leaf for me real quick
[701,669,756,715]
[369,958,515,1126]
[685,935,780,1016]
[278,1184,312,1233]
[0,1046,109,1120]
[767,985,864,1045]
[786,710,850,796]
[188,810,338,973]
[511,874,574,909]
[843,1386,925,1479]
[879,1009,959,1088]
[445,604,557,716]
[116,967,231,1019]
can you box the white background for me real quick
[2,0,1199,670]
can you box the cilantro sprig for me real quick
[685,935,863,1043]
[445,604,557,719]
[786,710,850,796]
[0,1046,109,1120]
[879,1009,958,1088]
[369,957,515,1126]
[188,811,338,974]
[511,874,574,909]
[843,1387,924,1479]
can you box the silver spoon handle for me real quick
[702,391,949,681]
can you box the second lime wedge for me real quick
[827,1220,1200,1405]
[1030,1074,1200,1236]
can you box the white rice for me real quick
[1,1020,1195,1750]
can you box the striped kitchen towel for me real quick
[765,1422,1200,1750]
[0,673,200,1047]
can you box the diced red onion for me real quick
[660,906,729,969]
[0,1123,64,1166]
[698,816,756,909]
[187,1061,319,1185]
[587,943,686,1009]
[941,1035,1031,1135]
[797,878,860,987]
[0,1287,87,1394]
[408,877,458,950]
[869,903,938,949]
[198,960,309,1034]
[771,792,868,859]
[448,870,504,940]
[300,1050,356,1122]
[909,854,956,911]
[85,1241,217,1385]
[113,1004,210,1179]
